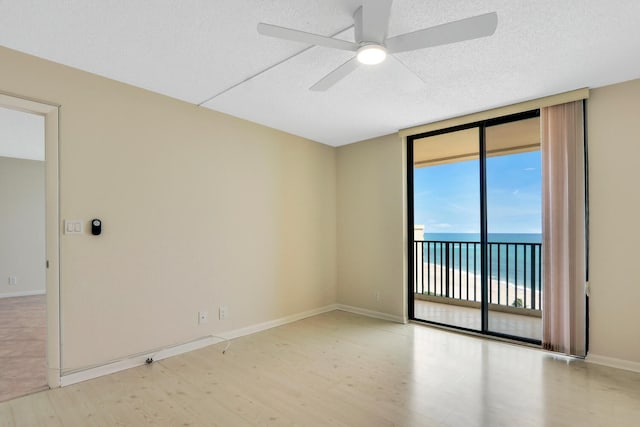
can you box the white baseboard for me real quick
[335,304,406,324]
[0,290,46,299]
[586,353,640,373]
[60,304,339,387]
[60,335,225,386]
[219,304,339,340]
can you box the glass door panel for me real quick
[485,117,542,341]
[413,127,482,331]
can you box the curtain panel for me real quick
[541,100,587,356]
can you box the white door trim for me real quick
[0,92,61,388]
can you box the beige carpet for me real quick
[0,294,48,402]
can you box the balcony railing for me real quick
[414,240,542,311]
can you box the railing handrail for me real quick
[416,239,542,246]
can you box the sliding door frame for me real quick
[407,109,541,344]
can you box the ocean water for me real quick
[417,233,542,290]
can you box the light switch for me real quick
[64,220,83,234]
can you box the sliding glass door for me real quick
[409,111,542,343]
[412,127,481,331]
[485,117,542,341]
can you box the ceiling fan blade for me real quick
[310,57,360,91]
[257,23,358,51]
[363,0,393,43]
[385,12,498,54]
[354,6,364,43]
[354,0,393,44]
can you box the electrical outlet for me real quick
[198,311,209,324]
[374,290,381,302]
[219,306,228,320]
[8,276,17,286]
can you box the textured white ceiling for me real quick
[0,106,44,161]
[1,0,639,146]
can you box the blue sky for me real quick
[414,151,541,234]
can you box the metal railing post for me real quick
[531,246,537,310]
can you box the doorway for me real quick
[0,93,60,400]
[408,110,542,343]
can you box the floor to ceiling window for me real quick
[408,110,542,343]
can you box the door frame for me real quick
[0,92,61,387]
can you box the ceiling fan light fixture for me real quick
[257,4,498,91]
[356,44,387,65]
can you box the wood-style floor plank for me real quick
[1,310,640,426]
[0,295,47,403]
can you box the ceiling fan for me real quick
[257,0,498,91]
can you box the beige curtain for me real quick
[541,100,587,356]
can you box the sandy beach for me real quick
[414,262,542,310]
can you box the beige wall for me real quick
[0,157,45,297]
[587,78,640,365]
[0,46,336,372]
[336,134,406,320]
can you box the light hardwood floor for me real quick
[1,310,640,426]
[0,295,48,403]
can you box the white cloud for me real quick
[432,223,452,228]
[524,167,536,171]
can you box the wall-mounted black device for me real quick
[91,219,102,235]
